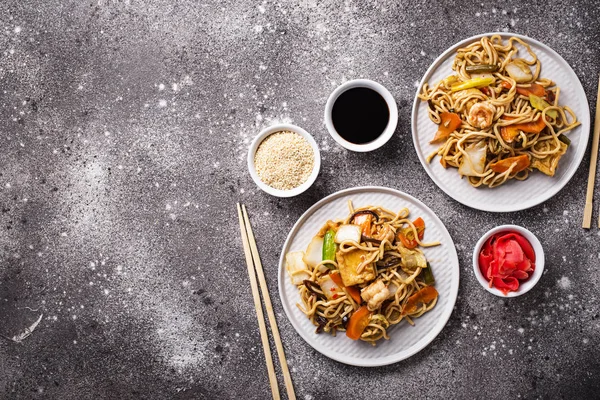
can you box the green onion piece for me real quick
[450,77,495,92]
[419,262,435,285]
[558,134,571,146]
[529,94,559,119]
[322,229,337,268]
[465,64,499,73]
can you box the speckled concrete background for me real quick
[0,0,599,399]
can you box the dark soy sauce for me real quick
[332,87,390,144]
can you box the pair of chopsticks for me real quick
[583,76,600,228]
[236,203,296,400]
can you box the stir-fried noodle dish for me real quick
[285,202,439,345]
[418,35,580,188]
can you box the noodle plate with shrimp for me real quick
[418,35,580,188]
[285,202,439,345]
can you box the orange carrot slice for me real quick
[500,117,547,142]
[330,271,362,305]
[346,305,371,340]
[402,286,438,316]
[516,83,546,97]
[489,154,530,173]
[430,112,461,144]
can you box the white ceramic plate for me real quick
[411,33,591,212]
[278,186,459,366]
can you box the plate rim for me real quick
[277,186,460,367]
[410,32,591,212]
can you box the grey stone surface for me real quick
[1,0,599,399]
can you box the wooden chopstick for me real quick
[236,203,280,400]
[241,204,296,400]
[583,75,600,228]
[237,203,296,400]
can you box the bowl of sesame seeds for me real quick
[248,124,321,197]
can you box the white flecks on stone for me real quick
[518,327,525,334]
[557,276,572,290]
[158,83,165,91]
[14,26,22,33]
[158,99,167,107]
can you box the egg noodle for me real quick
[418,35,580,188]
[294,202,439,345]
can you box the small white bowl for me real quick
[472,225,545,297]
[247,123,321,197]
[324,79,398,152]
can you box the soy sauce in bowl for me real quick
[331,87,390,144]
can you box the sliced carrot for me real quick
[330,271,362,304]
[402,286,438,316]
[397,217,425,249]
[489,154,530,173]
[353,213,373,236]
[345,286,362,305]
[346,305,371,340]
[501,81,513,90]
[501,81,546,98]
[430,112,462,144]
[516,83,546,97]
[329,271,344,287]
[500,117,548,142]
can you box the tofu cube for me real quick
[335,249,375,287]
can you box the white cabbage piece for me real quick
[285,251,311,285]
[505,59,533,83]
[317,274,342,300]
[334,224,361,244]
[302,236,324,268]
[458,141,487,176]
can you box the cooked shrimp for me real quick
[360,279,390,311]
[372,224,395,243]
[467,101,496,129]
